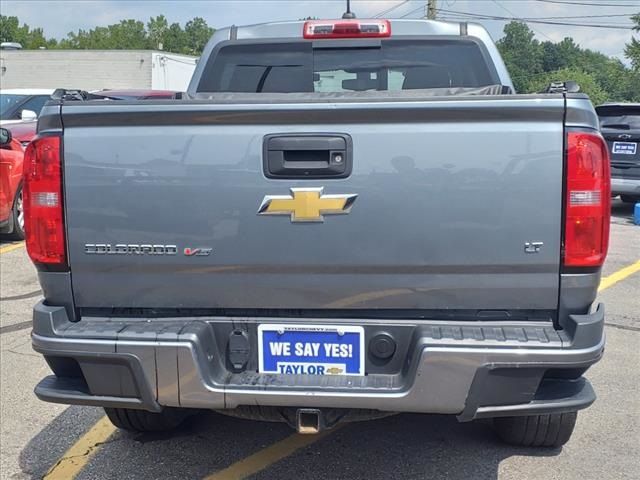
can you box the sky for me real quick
[3,0,639,64]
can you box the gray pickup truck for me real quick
[25,18,611,447]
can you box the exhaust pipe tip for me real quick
[296,408,324,434]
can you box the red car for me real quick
[5,120,37,147]
[4,90,180,147]
[0,127,24,239]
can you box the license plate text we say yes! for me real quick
[258,325,365,376]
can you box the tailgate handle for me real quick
[263,134,352,179]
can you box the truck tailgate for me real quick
[62,97,565,313]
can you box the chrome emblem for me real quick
[84,244,212,256]
[84,244,177,255]
[524,242,544,253]
[183,247,212,257]
[257,187,357,223]
[325,367,345,375]
[618,134,632,140]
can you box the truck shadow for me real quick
[610,197,636,225]
[0,237,22,245]
[20,408,560,479]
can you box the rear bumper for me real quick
[31,303,605,421]
[611,177,640,196]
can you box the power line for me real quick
[399,4,429,19]
[390,2,636,30]
[440,8,635,23]
[437,8,635,29]
[535,0,640,7]
[487,13,635,19]
[372,0,411,19]
[490,0,554,40]
[442,16,634,29]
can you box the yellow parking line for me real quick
[44,416,116,480]
[598,260,640,292]
[204,428,338,480]
[0,242,24,254]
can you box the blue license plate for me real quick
[258,324,364,376]
[612,142,637,155]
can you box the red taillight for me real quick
[303,19,391,39]
[23,135,66,266]
[564,131,610,267]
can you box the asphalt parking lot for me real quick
[1,199,638,480]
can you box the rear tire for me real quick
[620,195,640,204]
[493,412,577,447]
[9,186,24,240]
[104,407,190,433]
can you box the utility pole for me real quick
[425,0,437,20]
[342,0,356,19]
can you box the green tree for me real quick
[0,15,56,48]
[182,17,213,55]
[57,16,212,55]
[541,38,579,72]
[107,19,148,49]
[623,70,640,101]
[625,13,640,70]
[0,15,20,43]
[574,50,631,102]
[59,19,148,49]
[59,27,111,49]
[528,67,608,105]
[497,20,638,102]
[147,15,168,50]
[496,22,544,92]
[163,22,186,53]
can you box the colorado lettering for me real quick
[84,244,177,255]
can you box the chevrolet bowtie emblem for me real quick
[325,367,344,375]
[258,187,357,223]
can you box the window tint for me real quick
[198,40,497,93]
[597,106,640,130]
[200,42,313,93]
[0,94,28,119]
[20,95,50,117]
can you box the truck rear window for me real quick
[197,40,497,93]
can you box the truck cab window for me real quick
[198,39,498,93]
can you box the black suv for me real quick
[596,103,640,203]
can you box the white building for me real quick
[0,50,197,92]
